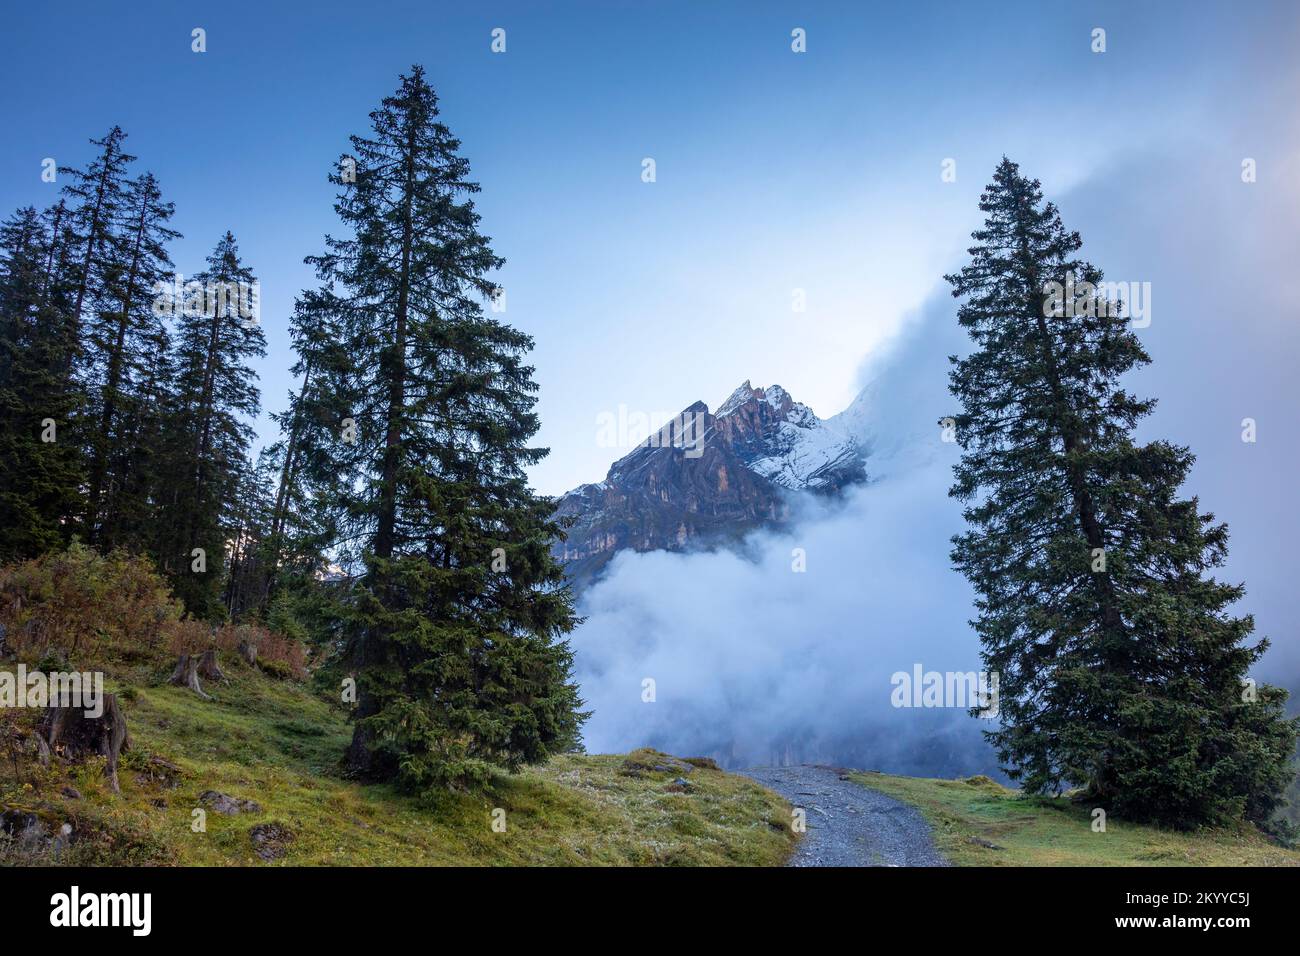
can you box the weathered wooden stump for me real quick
[36,695,131,793]
[168,654,212,700]
[197,648,226,682]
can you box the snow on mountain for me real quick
[552,381,867,586]
[713,381,862,491]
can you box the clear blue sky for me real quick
[2,0,1295,495]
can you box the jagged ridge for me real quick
[553,382,866,587]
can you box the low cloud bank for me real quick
[568,294,1001,776]
[569,134,1300,771]
[570,464,1000,774]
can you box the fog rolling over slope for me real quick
[568,290,1004,777]
[568,132,1300,775]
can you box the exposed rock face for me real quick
[713,382,865,492]
[554,383,865,588]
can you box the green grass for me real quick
[0,661,796,866]
[850,771,1300,866]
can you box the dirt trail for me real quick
[741,765,948,867]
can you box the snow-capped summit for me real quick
[716,380,760,417]
[713,381,862,492]
[553,382,867,586]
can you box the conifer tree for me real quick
[61,127,135,385]
[114,313,174,559]
[84,171,180,548]
[307,66,584,789]
[946,158,1297,827]
[0,208,83,561]
[158,232,266,616]
[261,288,347,600]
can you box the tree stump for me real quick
[197,648,226,682]
[237,640,257,666]
[168,654,212,700]
[37,694,131,793]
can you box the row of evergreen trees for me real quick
[0,126,269,619]
[0,67,586,792]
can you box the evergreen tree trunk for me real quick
[86,196,149,542]
[269,358,312,557]
[346,118,418,779]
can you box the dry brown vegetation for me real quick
[0,544,308,681]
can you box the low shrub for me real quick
[173,623,309,681]
[0,544,183,672]
[0,545,309,682]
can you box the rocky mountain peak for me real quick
[711,381,861,492]
[716,381,796,418]
[553,382,868,587]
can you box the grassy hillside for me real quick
[852,771,1300,866]
[1,661,796,866]
[0,549,795,866]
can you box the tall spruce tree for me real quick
[84,171,180,549]
[0,207,83,561]
[306,66,584,790]
[241,289,344,621]
[112,301,174,557]
[61,127,135,387]
[37,198,80,342]
[158,231,266,616]
[946,158,1297,827]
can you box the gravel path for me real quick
[740,765,948,867]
